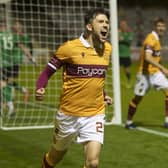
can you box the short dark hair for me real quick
[153,17,165,26]
[84,8,109,25]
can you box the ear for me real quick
[86,23,93,31]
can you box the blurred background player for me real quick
[125,17,168,129]
[119,19,134,88]
[0,19,35,117]
[10,20,35,103]
[36,8,112,168]
[0,20,16,116]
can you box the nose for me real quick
[103,22,108,29]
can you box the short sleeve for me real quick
[144,35,156,53]
[55,41,71,61]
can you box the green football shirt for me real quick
[2,84,15,102]
[12,33,31,64]
[0,31,14,67]
[0,31,31,67]
[119,31,134,58]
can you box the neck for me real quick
[84,34,105,56]
[85,34,104,47]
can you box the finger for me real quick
[105,99,111,105]
[35,95,44,101]
[35,92,44,101]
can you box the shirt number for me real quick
[96,122,103,133]
[2,35,14,50]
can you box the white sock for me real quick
[165,117,168,123]
[7,101,14,115]
[126,120,133,125]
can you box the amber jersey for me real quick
[138,31,161,74]
[48,35,112,117]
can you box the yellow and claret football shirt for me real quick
[48,35,112,117]
[138,31,161,74]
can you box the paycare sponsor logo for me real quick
[77,66,106,77]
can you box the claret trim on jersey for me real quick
[66,63,107,78]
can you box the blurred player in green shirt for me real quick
[119,19,134,88]
[0,20,35,117]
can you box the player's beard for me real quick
[92,33,105,55]
[92,32,107,44]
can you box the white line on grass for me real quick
[136,126,168,138]
[106,122,168,138]
[15,101,57,111]
[120,123,168,138]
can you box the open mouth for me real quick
[101,31,107,37]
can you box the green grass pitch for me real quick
[1,63,168,167]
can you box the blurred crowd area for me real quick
[1,0,168,62]
[118,0,168,61]
[118,0,168,47]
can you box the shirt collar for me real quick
[152,31,159,40]
[79,33,91,48]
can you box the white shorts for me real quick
[52,111,105,151]
[134,72,168,96]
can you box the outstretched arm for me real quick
[145,52,168,76]
[36,65,56,101]
[18,43,36,65]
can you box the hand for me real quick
[30,57,37,66]
[35,88,45,101]
[104,95,113,105]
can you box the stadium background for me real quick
[2,0,168,62]
[1,0,168,167]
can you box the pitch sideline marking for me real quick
[136,126,168,138]
[106,122,168,138]
[15,101,57,111]
[121,123,168,138]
